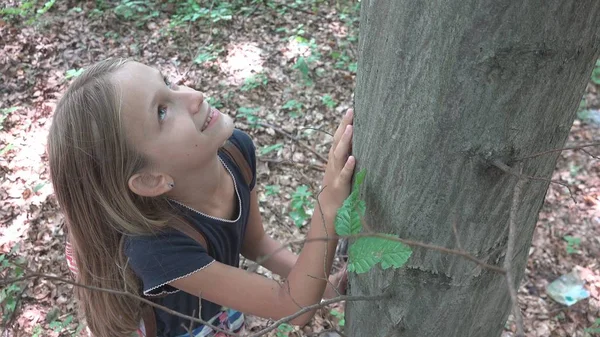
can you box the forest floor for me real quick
[0,1,599,336]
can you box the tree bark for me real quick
[347,1,600,336]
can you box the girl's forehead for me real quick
[114,62,158,83]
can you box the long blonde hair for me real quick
[48,58,175,336]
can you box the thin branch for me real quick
[492,159,576,203]
[0,274,238,337]
[259,122,328,162]
[248,233,507,275]
[581,148,600,160]
[298,127,334,137]
[515,142,600,161]
[247,294,389,337]
[258,157,325,171]
[505,164,526,337]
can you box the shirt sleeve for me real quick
[229,129,257,190]
[124,230,215,296]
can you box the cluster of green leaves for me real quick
[259,143,284,155]
[170,0,234,26]
[0,247,26,325]
[591,59,600,85]
[321,94,337,109]
[237,106,260,128]
[331,51,357,73]
[290,185,313,228]
[586,318,600,335]
[241,73,269,91]
[264,184,280,197]
[113,0,160,23]
[563,235,581,255]
[194,44,224,65]
[275,323,294,337]
[292,36,321,86]
[0,0,56,24]
[282,99,303,118]
[335,170,413,273]
[330,308,345,327]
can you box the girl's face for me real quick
[113,62,234,178]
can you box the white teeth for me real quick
[202,110,213,131]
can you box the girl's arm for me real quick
[170,110,354,325]
[241,189,298,278]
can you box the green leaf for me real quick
[348,236,412,274]
[259,143,283,155]
[353,168,366,190]
[65,68,84,79]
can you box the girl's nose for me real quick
[179,88,204,115]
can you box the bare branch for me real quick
[247,294,389,337]
[492,159,576,203]
[259,122,328,162]
[0,273,239,337]
[515,142,600,161]
[258,157,325,171]
[505,164,526,337]
[248,233,507,276]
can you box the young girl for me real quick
[48,58,355,337]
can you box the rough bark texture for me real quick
[346,1,600,336]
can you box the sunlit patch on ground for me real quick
[219,42,265,86]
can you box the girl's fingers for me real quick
[334,125,353,162]
[339,156,356,182]
[332,109,354,150]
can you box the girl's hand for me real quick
[320,109,355,216]
[323,265,348,299]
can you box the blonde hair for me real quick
[48,58,175,336]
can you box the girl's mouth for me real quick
[201,108,219,131]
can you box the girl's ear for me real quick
[128,172,172,197]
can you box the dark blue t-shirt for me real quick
[124,129,256,336]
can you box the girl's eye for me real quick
[158,105,167,121]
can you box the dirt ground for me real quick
[0,1,598,336]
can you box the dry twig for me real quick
[515,142,600,161]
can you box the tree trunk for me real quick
[347,1,600,336]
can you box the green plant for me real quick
[206,97,223,109]
[65,68,84,79]
[335,170,413,273]
[291,37,321,85]
[241,73,268,91]
[330,309,345,327]
[237,107,260,127]
[194,44,224,65]
[275,323,294,337]
[264,185,280,197]
[321,94,336,109]
[290,185,312,228]
[0,0,56,24]
[585,318,600,335]
[0,245,26,325]
[282,99,303,118]
[259,143,284,155]
[563,235,581,254]
[171,0,234,27]
[114,0,159,24]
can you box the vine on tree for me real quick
[335,169,413,273]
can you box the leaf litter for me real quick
[0,1,598,336]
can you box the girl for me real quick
[48,58,355,337]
